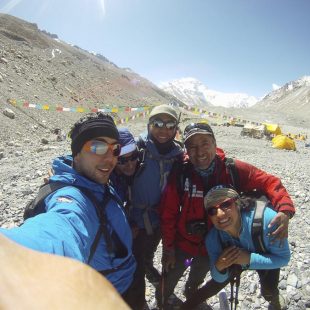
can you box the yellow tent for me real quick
[263,123,282,136]
[272,135,296,151]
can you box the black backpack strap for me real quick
[252,200,267,253]
[169,160,188,211]
[225,157,239,190]
[135,136,147,177]
[23,182,68,219]
[79,186,115,263]
[35,183,69,204]
[225,157,239,189]
[81,186,128,264]
[24,181,124,264]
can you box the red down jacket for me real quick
[160,148,295,257]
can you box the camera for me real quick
[186,220,208,236]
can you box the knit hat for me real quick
[70,113,119,157]
[149,104,179,122]
[118,128,137,156]
[183,123,215,143]
[204,185,239,211]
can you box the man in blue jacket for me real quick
[0,112,136,300]
[130,104,184,309]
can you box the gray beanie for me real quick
[204,185,239,211]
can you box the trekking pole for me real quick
[160,265,165,310]
[229,278,234,310]
[234,274,241,310]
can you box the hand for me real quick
[234,248,250,265]
[43,168,54,184]
[162,252,176,272]
[215,246,239,272]
[268,212,289,245]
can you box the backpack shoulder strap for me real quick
[251,200,267,253]
[23,182,69,220]
[135,136,147,177]
[225,157,239,191]
[35,182,68,206]
[25,182,122,264]
[174,160,193,211]
[79,186,115,263]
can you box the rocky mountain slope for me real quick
[0,13,183,137]
[253,76,310,127]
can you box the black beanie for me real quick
[70,114,119,157]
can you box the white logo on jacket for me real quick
[184,178,203,198]
[56,197,73,203]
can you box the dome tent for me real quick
[272,135,296,151]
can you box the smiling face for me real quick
[208,198,241,236]
[73,136,118,184]
[115,150,138,176]
[185,133,216,169]
[149,114,177,144]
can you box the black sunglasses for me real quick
[151,119,177,130]
[207,197,236,216]
[117,151,139,165]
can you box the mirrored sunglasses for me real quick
[151,119,177,130]
[117,151,139,165]
[83,140,121,157]
[207,197,236,216]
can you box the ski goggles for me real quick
[207,197,237,216]
[117,151,139,165]
[150,119,177,130]
[82,140,121,157]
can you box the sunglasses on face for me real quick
[117,151,139,165]
[207,197,236,216]
[82,140,121,157]
[151,119,177,130]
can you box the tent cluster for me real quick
[240,123,303,151]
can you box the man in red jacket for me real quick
[160,122,295,309]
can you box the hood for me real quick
[50,155,105,194]
[139,132,183,159]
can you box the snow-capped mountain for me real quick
[158,77,258,108]
[257,76,310,107]
[251,76,310,126]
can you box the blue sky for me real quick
[1,0,309,98]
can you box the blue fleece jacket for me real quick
[0,155,136,294]
[206,206,291,283]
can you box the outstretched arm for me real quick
[236,159,295,240]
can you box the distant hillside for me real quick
[0,14,183,110]
[159,77,258,108]
[252,76,310,126]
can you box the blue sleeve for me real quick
[0,187,99,263]
[206,229,229,283]
[249,207,290,269]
